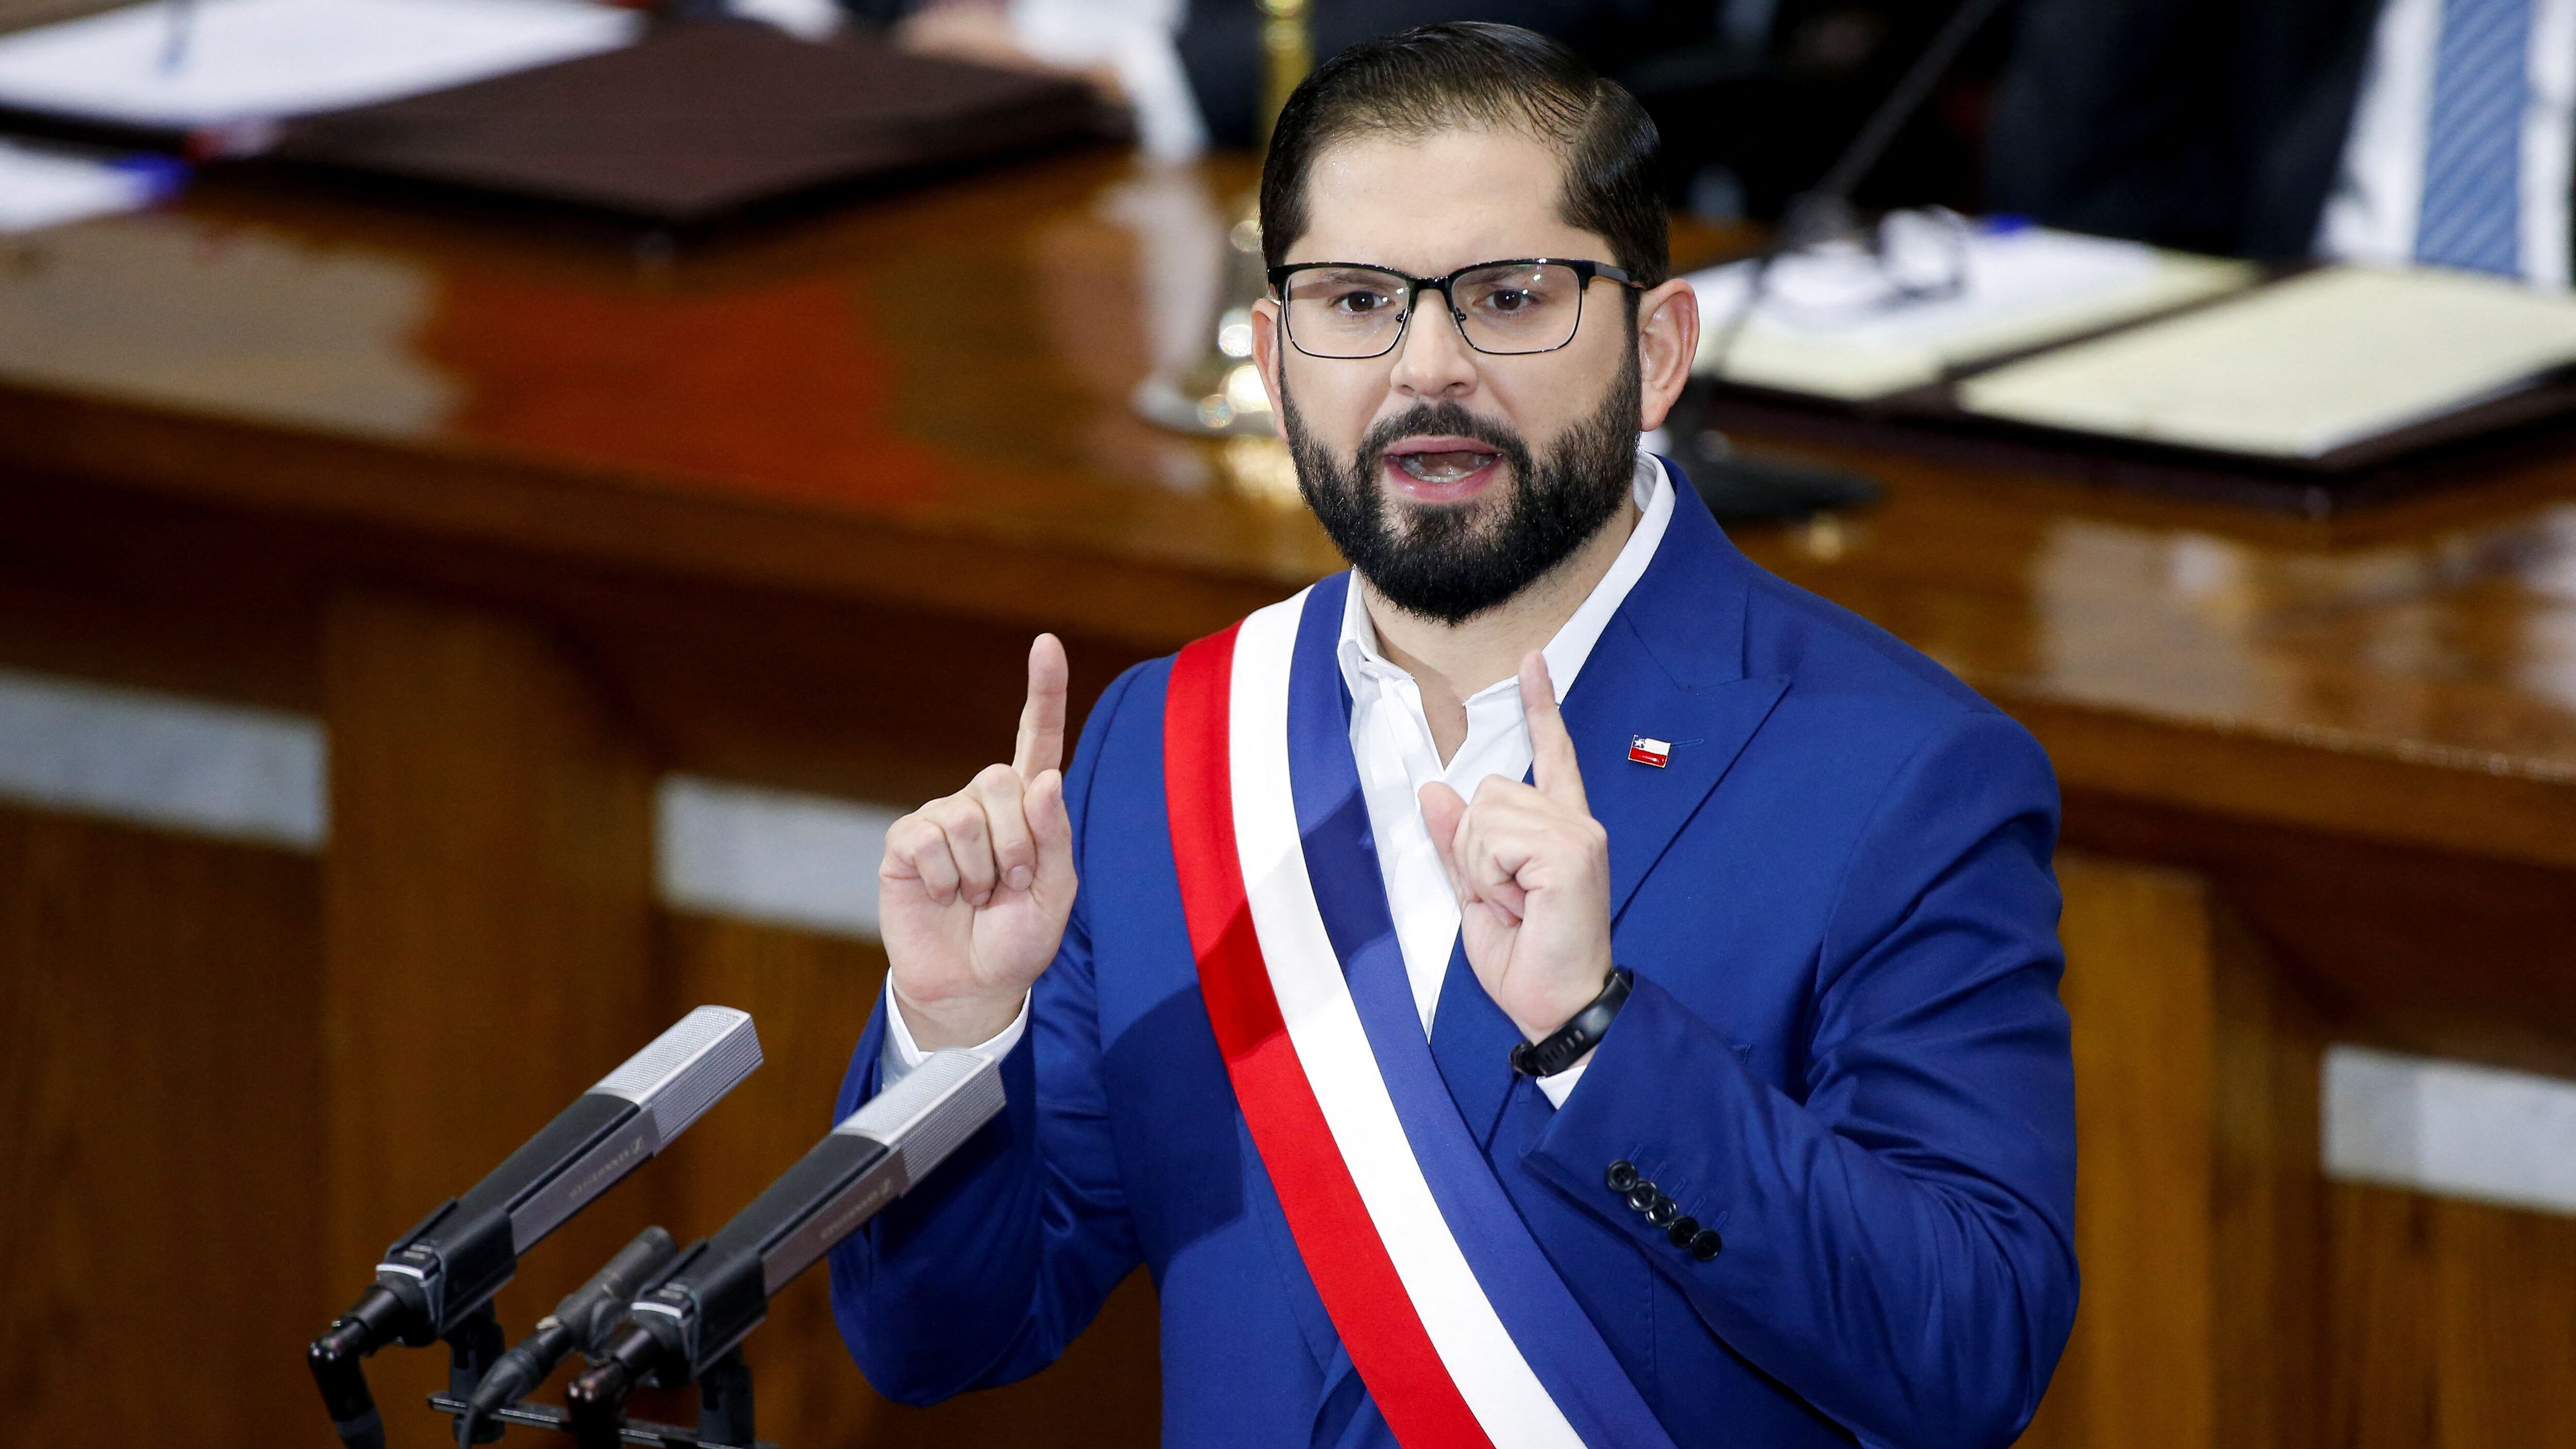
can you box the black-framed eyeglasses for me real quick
[1268,258,1641,360]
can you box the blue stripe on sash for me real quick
[1282,575,1677,1448]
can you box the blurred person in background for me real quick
[851,0,2001,221]
[1989,0,2576,288]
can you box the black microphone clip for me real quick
[566,1049,1007,1449]
[306,1007,761,1449]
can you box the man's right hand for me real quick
[880,635,1078,1050]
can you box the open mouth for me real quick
[1381,435,1507,500]
[1393,449,1499,483]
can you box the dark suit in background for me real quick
[1176,0,1663,149]
[844,0,1991,214]
[1984,0,2385,258]
[1179,0,1994,218]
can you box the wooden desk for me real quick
[0,147,2570,1449]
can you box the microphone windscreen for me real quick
[593,1004,762,1144]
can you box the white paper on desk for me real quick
[0,0,639,131]
[1956,265,2576,458]
[1690,219,2258,401]
[0,139,182,232]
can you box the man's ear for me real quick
[1252,297,1289,441]
[1633,278,1700,433]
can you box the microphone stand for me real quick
[444,1307,510,1443]
[561,1050,1005,1449]
[304,1008,761,1448]
[1686,0,2016,522]
[309,1294,506,1449]
[427,1349,771,1449]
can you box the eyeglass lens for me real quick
[1282,263,1587,359]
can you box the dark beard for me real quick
[1282,354,1643,626]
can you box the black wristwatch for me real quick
[1509,969,1632,1078]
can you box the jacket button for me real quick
[1645,1197,1679,1228]
[1688,1228,1723,1261]
[1605,1161,1639,1193]
[1625,1182,1660,1213]
[1666,1216,1700,1248]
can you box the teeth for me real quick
[1396,450,1495,483]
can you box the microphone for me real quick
[1709,0,2016,360]
[308,1005,762,1449]
[453,1225,680,1446]
[565,1049,1006,1447]
[1686,0,2015,522]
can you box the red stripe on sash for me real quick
[1164,627,1491,1449]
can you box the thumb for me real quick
[1419,780,1467,895]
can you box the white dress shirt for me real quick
[2317,0,2576,287]
[885,452,1676,1112]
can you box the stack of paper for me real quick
[0,139,182,232]
[0,0,639,132]
[1691,217,2257,401]
[1957,265,2576,458]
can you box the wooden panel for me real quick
[5,141,2572,1449]
[2327,1185,2576,1449]
[2017,852,2323,1449]
[320,591,663,1447]
[0,476,319,714]
[0,805,323,1446]
[658,912,1161,1449]
[2211,883,2324,1449]
[8,152,2575,874]
[2061,790,2576,1081]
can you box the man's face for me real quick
[1253,127,1653,625]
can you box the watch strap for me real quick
[1509,968,1632,1078]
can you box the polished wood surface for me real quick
[2328,1184,2576,1449]
[2,143,2573,1449]
[0,807,324,1445]
[3,150,2572,838]
[2021,854,2324,1449]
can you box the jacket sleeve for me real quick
[825,666,1148,1405]
[1523,708,2079,1449]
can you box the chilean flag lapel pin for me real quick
[1628,735,1671,769]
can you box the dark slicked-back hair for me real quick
[1259,22,1668,289]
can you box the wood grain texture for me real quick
[2061,791,2576,1083]
[319,591,663,1447]
[2,147,2572,1449]
[2326,1185,2576,1449]
[2211,880,2325,1449]
[1,155,2570,866]
[0,805,324,1445]
[658,911,1162,1449]
[2019,853,2323,1449]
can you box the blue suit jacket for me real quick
[829,473,2079,1448]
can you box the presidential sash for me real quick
[1162,577,1677,1449]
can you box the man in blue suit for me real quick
[832,22,2075,1448]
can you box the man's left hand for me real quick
[1420,652,1616,1046]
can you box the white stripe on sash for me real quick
[1225,592,1587,1449]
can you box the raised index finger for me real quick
[1519,651,1588,810]
[1013,633,1069,779]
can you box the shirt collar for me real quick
[1336,451,1676,703]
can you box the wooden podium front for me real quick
[0,149,2570,1448]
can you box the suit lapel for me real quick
[1568,626,1786,923]
[1561,469,1790,924]
[1433,470,1786,1141]
[1428,933,1523,1147]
